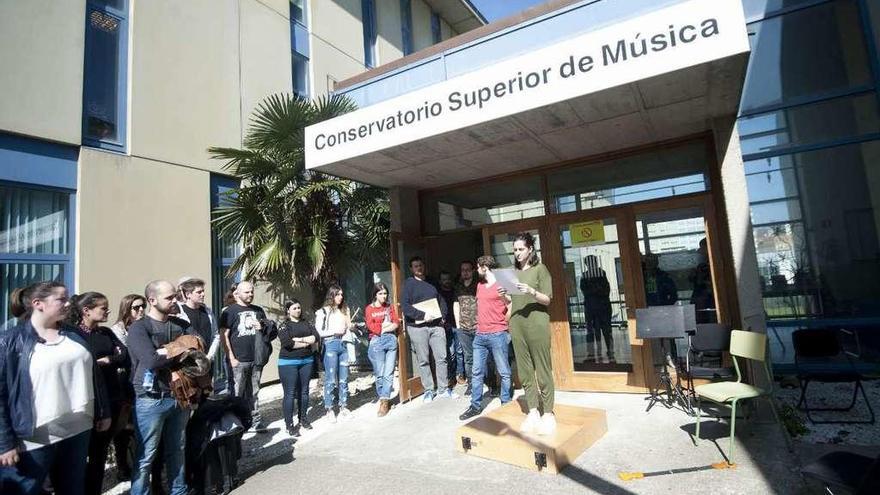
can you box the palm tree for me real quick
[209,93,390,305]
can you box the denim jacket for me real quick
[0,320,110,453]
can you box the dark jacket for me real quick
[402,277,447,327]
[253,320,278,367]
[0,320,110,453]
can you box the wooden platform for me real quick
[455,398,607,474]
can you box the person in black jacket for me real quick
[277,300,320,436]
[0,281,111,495]
[67,292,131,495]
[128,280,195,495]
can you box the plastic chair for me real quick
[801,450,880,494]
[694,330,780,464]
[793,328,875,424]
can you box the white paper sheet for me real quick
[493,268,522,294]
[413,298,442,324]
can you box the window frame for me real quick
[210,175,242,311]
[82,0,129,153]
[400,0,414,56]
[362,0,378,68]
[0,180,77,290]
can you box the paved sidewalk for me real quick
[235,384,813,495]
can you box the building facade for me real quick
[0,0,484,326]
[306,0,880,398]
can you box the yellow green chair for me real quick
[694,329,780,465]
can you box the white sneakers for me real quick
[520,410,557,435]
[520,409,541,433]
[339,407,352,419]
[537,413,557,436]
[326,409,337,423]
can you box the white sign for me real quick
[305,0,749,169]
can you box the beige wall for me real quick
[376,0,404,65]
[440,18,456,41]
[240,0,294,127]
[311,36,369,96]
[412,0,433,52]
[312,0,365,64]
[76,148,214,310]
[129,0,243,172]
[0,0,86,145]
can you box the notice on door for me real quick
[570,220,605,247]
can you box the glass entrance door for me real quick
[558,217,633,372]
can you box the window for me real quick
[740,0,872,113]
[82,0,129,151]
[211,176,241,311]
[738,93,880,157]
[290,0,310,97]
[400,0,413,55]
[431,11,442,44]
[547,141,710,213]
[362,0,377,68]
[421,176,545,233]
[0,185,74,327]
[746,141,880,320]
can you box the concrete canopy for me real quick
[316,55,748,189]
[307,0,750,189]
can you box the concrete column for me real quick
[389,186,421,234]
[713,116,766,335]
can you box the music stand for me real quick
[636,305,695,415]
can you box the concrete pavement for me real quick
[234,382,814,495]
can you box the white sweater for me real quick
[22,335,95,450]
[315,307,350,340]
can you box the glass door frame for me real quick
[479,192,732,393]
[389,231,424,402]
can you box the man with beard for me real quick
[219,281,275,432]
[127,280,195,495]
[459,256,513,420]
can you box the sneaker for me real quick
[520,409,541,433]
[377,399,390,417]
[537,413,557,436]
[423,391,435,403]
[326,409,337,423]
[339,407,352,419]
[437,388,459,399]
[459,406,481,421]
[299,419,313,430]
[456,375,467,385]
[286,424,298,437]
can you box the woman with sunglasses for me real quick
[68,292,130,495]
[364,283,399,417]
[277,299,320,436]
[110,294,146,347]
[108,294,145,481]
[0,282,111,495]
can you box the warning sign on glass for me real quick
[570,220,605,247]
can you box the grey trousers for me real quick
[407,324,448,393]
[233,361,263,426]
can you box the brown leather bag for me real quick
[164,335,213,408]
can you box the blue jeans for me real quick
[0,429,90,495]
[446,328,464,379]
[279,359,313,427]
[322,339,349,409]
[368,334,398,399]
[470,331,513,410]
[131,396,188,495]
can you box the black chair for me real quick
[684,323,735,394]
[801,450,880,494]
[792,328,875,424]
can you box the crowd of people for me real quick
[0,231,556,495]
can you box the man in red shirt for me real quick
[459,255,513,420]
